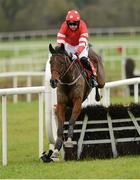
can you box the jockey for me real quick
[57,10,98,87]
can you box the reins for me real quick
[59,56,76,80]
[51,53,91,88]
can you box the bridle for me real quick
[50,53,81,86]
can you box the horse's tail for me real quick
[95,87,101,101]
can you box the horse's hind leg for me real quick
[96,56,105,88]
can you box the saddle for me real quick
[71,46,101,88]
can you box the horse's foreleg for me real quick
[65,98,82,147]
[55,121,64,151]
[55,103,66,150]
[52,103,65,160]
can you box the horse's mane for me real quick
[54,45,70,57]
[54,46,64,54]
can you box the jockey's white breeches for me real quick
[65,43,89,58]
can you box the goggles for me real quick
[67,21,79,26]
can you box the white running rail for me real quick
[0,86,45,166]
[1,76,140,166]
[103,77,140,106]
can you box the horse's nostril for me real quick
[50,79,58,88]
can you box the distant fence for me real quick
[0,43,48,72]
[0,71,44,102]
[0,26,140,40]
[0,43,140,80]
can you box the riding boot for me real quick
[80,57,98,87]
[89,75,98,87]
[80,56,92,71]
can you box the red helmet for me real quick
[66,10,80,21]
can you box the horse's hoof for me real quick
[51,150,60,162]
[51,157,59,162]
[40,150,53,163]
[64,141,74,148]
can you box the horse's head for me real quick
[49,43,70,88]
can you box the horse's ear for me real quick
[61,43,65,52]
[49,44,55,54]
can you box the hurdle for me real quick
[63,104,140,160]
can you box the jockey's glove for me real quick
[71,53,78,61]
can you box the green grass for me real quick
[110,96,136,105]
[1,156,140,179]
[0,100,140,178]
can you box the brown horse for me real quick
[43,43,105,161]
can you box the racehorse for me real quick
[41,43,105,162]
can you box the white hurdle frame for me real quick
[0,86,45,166]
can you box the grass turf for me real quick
[1,156,140,179]
[0,100,140,178]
